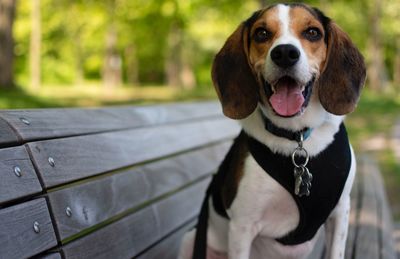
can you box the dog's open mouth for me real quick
[265,76,314,117]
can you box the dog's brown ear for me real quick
[317,22,366,115]
[212,23,259,120]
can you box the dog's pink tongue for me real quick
[269,79,304,117]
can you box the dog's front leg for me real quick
[228,221,257,259]
[326,148,355,259]
[324,195,350,259]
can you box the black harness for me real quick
[192,123,351,258]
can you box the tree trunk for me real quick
[367,0,388,91]
[73,29,84,84]
[180,63,195,90]
[179,38,195,90]
[102,0,122,90]
[394,41,400,94]
[30,0,41,90]
[164,21,196,89]
[125,44,139,85]
[0,0,16,88]
[165,22,182,88]
[102,24,122,90]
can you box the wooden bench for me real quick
[0,102,396,259]
[344,155,397,259]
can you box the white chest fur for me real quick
[229,155,299,238]
[206,154,321,259]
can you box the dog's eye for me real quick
[254,27,271,43]
[303,27,322,42]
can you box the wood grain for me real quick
[365,158,397,259]
[136,219,196,259]
[0,102,222,142]
[0,198,57,259]
[0,146,42,205]
[48,142,230,241]
[37,253,62,259]
[353,156,380,259]
[0,117,20,147]
[62,178,209,259]
[27,117,239,188]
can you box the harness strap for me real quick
[192,132,245,259]
[192,171,229,259]
[192,188,210,259]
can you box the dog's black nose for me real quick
[270,44,300,68]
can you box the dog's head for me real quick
[212,3,366,120]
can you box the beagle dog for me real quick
[179,3,366,259]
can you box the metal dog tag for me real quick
[292,134,313,197]
[294,166,312,197]
[293,164,313,197]
[294,167,304,196]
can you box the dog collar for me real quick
[260,111,313,142]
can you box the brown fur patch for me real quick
[289,7,327,70]
[248,7,280,69]
[220,133,249,210]
[212,24,259,120]
[316,22,366,115]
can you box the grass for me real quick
[0,83,217,109]
[1,83,399,218]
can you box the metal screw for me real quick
[33,221,40,233]
[20,117,30,125]
[13,166,22,177]
[48,157,55,167]
[66,207,72,217]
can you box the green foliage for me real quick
[326,1,368,50]
[381,0,400,78]
[11,0,400,87]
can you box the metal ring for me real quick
[291,147,309,168]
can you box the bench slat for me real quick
[0,102,222,142]
[27,118,239,188]
[365,158,397,259]
[353,156,380,259]
[0,146,42,205]
[48,166,147,241]
[136,220,196,259]
[0,198,57,259]
[38,253,62,259]
[62,178,209,258]
[48,142,230,241]
[0,117,19,147]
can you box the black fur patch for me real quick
[311,7,331,44]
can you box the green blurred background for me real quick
[0,0,399,218]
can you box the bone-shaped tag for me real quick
[294,166,312,197]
